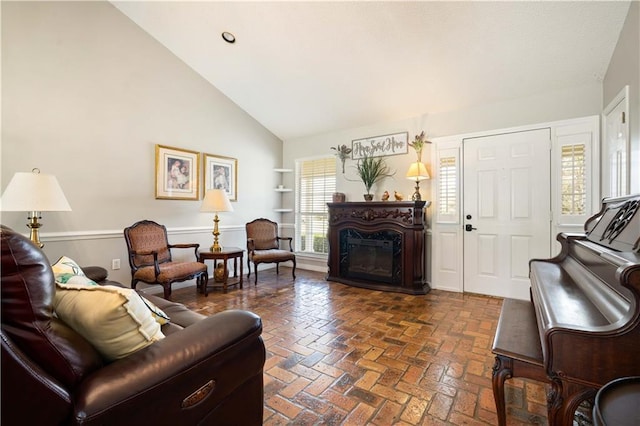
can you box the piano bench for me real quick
[492,298,550,426]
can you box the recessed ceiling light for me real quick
[221,32,236,44]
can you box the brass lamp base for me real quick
[27,211,44,248]
[411,182,422,201]
[210,213,223,252]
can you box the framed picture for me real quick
[203,153,237,201]
[351,131,409,159]
[155,144,200,200]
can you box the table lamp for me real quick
[200,189,234,252]
[406,161,430,201]
[1,168,72,248]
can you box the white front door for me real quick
[462,129,551,300]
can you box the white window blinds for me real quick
[296,157,336,254]
[438,156,457,216]
[561,144,587,215]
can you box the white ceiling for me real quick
[112,1,631,141]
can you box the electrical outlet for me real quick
[111,259,121,270]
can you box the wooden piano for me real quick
[492,194,640,426]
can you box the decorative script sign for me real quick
[351,132,408,159]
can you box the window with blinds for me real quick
[438,156,457,216]
[561,144,587,215]
[295,157,336,255]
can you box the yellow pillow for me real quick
[54,284,165,361]
[52,256,170,326]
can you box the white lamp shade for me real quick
[406,162,430,181]
[1,171,71,212]
[201,189,234,213]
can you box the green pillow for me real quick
[52,255,98,286]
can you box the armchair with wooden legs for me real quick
[124,220,208,299]
[245,218,296,284]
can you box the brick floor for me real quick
[170,268,570,425]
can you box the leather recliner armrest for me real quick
[72,310,265,425]
[82,266,109,283]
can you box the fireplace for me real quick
[341,230,401,284]
[327,201,429,294]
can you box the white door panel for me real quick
[463,129,551,300]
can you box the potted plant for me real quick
[355,155,394,201]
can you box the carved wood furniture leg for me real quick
[548,379,596,426]
[492,355,513,426]
[492,299,549,426]
[222,257,229,292]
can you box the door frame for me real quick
[430,116,600,294]
[602,85,630,197]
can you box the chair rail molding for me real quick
[29,225,246,243]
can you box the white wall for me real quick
[283,82,602,204]
[603,0,639,194]
[283,82,602,278]
[1,1,283,286]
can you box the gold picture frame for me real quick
[155,144,200,200]
[203,153,238,201]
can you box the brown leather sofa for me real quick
[1,225,265,425]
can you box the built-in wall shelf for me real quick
[274,168,293,214]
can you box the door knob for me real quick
[465,224,477,232]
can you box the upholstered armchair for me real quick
[124,220,207,299]
[1,225,266,426]
[246,218,296,284]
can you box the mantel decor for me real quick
[155,145,200,200]
[351,131,408,160]
[326,201,430,295]
[354,155,394,201]
[331,144,352,173]
[408,131,431,162]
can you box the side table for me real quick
[197,247,244,295]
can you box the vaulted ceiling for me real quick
[112,1,631,141]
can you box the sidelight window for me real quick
[561,144,587,215]
[439,156,457,216]
[435,146,460,224]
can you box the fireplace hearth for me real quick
[327,201,429,294]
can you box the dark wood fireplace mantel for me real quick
[327,201,430,295]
